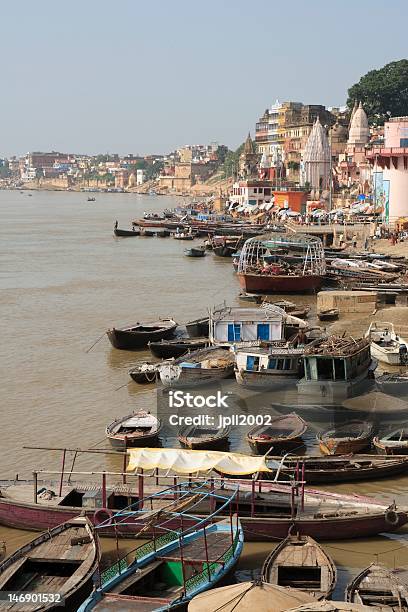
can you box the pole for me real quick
[102,472,107,509]
[251,478,255,518]
[138,472,144,510]
[203,526,211,581]
[301,463,305,512]
[58,449,67,497]
[33,472,38,504]
[329,129,332,212]
[122,446,127,485]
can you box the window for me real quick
[268,358,277,369]
[246,355,260,371]
[401,138,408,147]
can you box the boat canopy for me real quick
[126,447,273,475]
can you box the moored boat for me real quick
[158,346,235,388]
[273,454,408,484]
[148,337,209,359]
[261,535,336,600]
[178,423,231,450]
[376,371,408,395]
[346,562,408,609]
[297,336,375,402]
[318,308,339,321]
[189,581,317,612]
[237,233,325,294]
[0,516,99,610]
[235,343,305,390]
[318,420,374,455]
[107,318,177,350]
[247,413,307,455]
[128,361,160,384]
[0,465,407,541]
[186,316,210,338]
[174,231,194,240]
[78,489,243,612]
[366,321,408,365]
[106,410,162,449]
[373,428,408,455]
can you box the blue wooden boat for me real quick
[78,484,243,611]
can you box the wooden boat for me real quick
[128,361,159,384]
[238,272,324,294]
[106,410,162,449]
[235,344,304,390]
[366,321,408,366]
[0,473,406,541]
[238,292,264,304]
[186,316,209,338]
[141,229,156,236]
[247,413,307,455]
[297,337,374,402]
[78,498,243,611]
[346,562,408,609]
[113,227,140,237]
[318,309,339,321]
[189,581,316,612]
[178,423,231,450]
[376,371,408,395]
[174,232,194,240]
[184,246,206,257]
[261,535,336,600]
[0,516,99,610]
[158,346,235,388]
[288,603,382,611]
[148,337,209,359]
[107,318,177,350]
[373,428,408,455]
[156,229,170,237]
[274,454,408,484]
[318,421,374,455]
[87,197,95,202]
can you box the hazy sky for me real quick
[1,0,407,156]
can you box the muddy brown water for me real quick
[1,190,408,601]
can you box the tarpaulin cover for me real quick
[126,447,273,475]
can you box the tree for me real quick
[221,144,244,178]
[347,59,408,125]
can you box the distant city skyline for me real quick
[0,0,407,157]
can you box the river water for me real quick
[1,190,408,601]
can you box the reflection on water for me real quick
[1,190,408,599]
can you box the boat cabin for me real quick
[235,344,304,374]
[209,305,286,345]
[297,336,373,401]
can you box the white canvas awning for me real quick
[127,448,273,475]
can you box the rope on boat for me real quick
[85,332,106,353]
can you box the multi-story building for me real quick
[256,102,335,181]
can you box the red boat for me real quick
[237,233,326,294]
[0,476,405,541]
[237,272,323,293]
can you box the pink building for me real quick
[367,117,408,222]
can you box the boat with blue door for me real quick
[78,484,243,611]
[209,303,306,347]
[234,341,306,390]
